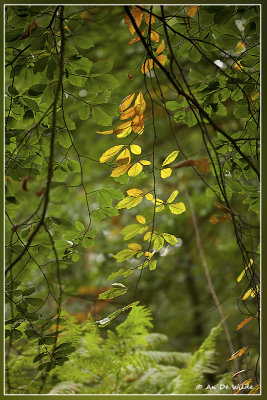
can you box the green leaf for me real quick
[26,298,44,306]
[78,104,91,120]
[91,61,113,74]
[94,74,120,90]
[162,233,178,245]
[97,190,113,207]
[154,235,164,251]
[58,131,72,148]
[149,260,157,271]
[114,249,137,262]
[73,32,94,49]
[92,106,113,126]
[98,287,127,300]
[28,84,47,97]
[75,221,85,231]
[121,224,148,240]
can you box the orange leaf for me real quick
[209,215,231,225]
[114,121,132,138]
[120,106,136,120]
[227,346,248,361]
[124,14,130,24]
[156,54,167,67]
[215,202,232,214]
[132,114,144,134]
[118,93,136,113]
[156,39,165,54]
[131,6,143,27]
[236,316,254,331]
[141,58,154,74]
[128,73,134,80]
[111,163,131,177]
[128,29,145,45]
[187,6,200,18]
[150,29,160,42]
[234,379,253,394]
[145,12,155,25]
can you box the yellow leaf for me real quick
[234,61,244,70]
[162,150,179,166]
[128,29,145,45]
[97,130,114,135]
[227,346,248,361]
[116,195,142,209]
[114,121,132,138]
[167,190,179,203]
[249,384,260,394]
[151,197,164,205]
[120,106,136,121]
[118,93,136,113]
[237,259,253,282]
[145,251,152,259]
[155,204,165,212]
[141,58,154,74]
[116,149,131,165]
[140,160,151,165]
[110,164,131,177]
[144,231,152,240]
[156,39,165,54]
[134,92,146,115]
[251,285,259,298]
[130,144,142,154]
[150,29,160,42]
[161,168,172,178]
[136,215,146,224]
[234,379,253,394]
[156,54,167,67]
[117,127,132,138]
[127,188,143,197]
[145,12,155,25]
[187,6,200,18]
[235,41,245,54]
[169,202,186,215]
[99,145,124,163]
[145,193,154,201]
[128,162,143,177]
[242,288,253,300]
[128,243,142,251]
[129,22,135,35]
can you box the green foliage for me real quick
[5,4,260,395]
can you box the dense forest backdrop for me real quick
[5,4,260,395]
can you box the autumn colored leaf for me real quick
[128,243,142,251]
[134,92,146,115]
[162,151,179,166]
[169,202,186,215]
[167,190,179,203]
[97,130,114,135]
[237,259,253,282]
[187,6,200,18]
[156,54,167,67]
[130,144,141,154]
[131,6,143,27]
[145,251,152,259]
[140,160,151,165]
[128,22,135,35]
[116,195,142,209]
[145,193,154,201]
[156,39,165,54]
[118,93,136,113]
[124,14,130,24]
[128,29,145,45]
[110,163,131,177]
[215,202,232,214]
[150,29,160,42]
[132,114,144,134]
[141,58,154,74]
[120,106,136,120]
[128,72,134,80]
[236,316,254,331]
[127,188,143,197]
[232,369,247,379]
[145,12,155,25]
[136,215,146,224]
[116,149,131,165]
[128,162,143,177]
[235,41,245,54]
[227,346,248,361]
[234,61,244,70]
[99,145,124,163]
[209,215,231,224]
[161,168,172,178]
[114,121,132,138]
